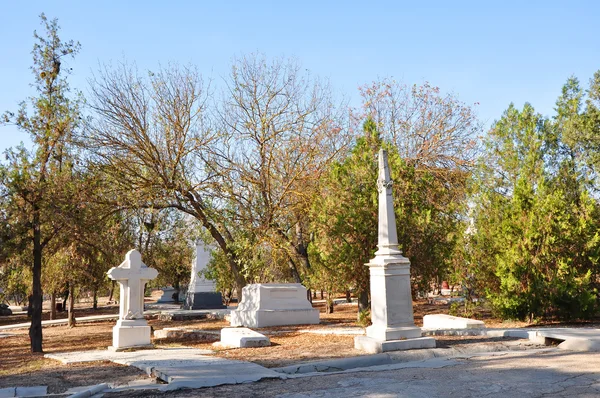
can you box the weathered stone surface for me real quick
[153,328,219,342]
[217,327,270,348]
[230,283,319,328]
[157,309,228,322]
[423,314,485,330]
[107,250,158,349]
[355,336,436,354]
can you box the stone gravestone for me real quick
[107,249,158,350]
[354,150,435,353]
[184,242,225,309]
[230,283,319,328]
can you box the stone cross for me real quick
[375,149,403,257]
[107,250,158,320]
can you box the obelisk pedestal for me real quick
[184,242,225,309]
[354,150,435,353]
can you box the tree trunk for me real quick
[108,280,116,303]
[29,210,43,353]
[235,283,244,304]
[325,297,334,314]
[173,281,180,304]
[92,288,98,310]
[67,285,75,327]
[358,290,369,319]
[307,288,312,304]
[320,290,324,300]
[346,290,351,303]
[50,293,56,320]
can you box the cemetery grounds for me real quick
[1,291,597,394]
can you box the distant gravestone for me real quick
[0,304,12,316]
[107,249,158,350]
[230,283,319,328]
[184,242,225,309]
[157,287,179,303]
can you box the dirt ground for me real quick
[0,295,593,394]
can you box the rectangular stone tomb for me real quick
[229,284,319,328]
[216,327,270,348]
[423,314,485,330]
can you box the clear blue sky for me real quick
[1,1,599,153]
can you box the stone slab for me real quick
[0,388,14,398]
[157,309,229,322]
[299,327,365,335]
[153,327,219,342]
[423,314,485,330]
[421,327,600,352]
[354,336,436,354]
[218,327,270,348]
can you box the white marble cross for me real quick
[107,249,158,320]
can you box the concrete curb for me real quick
[68,383,109,398]
[274,340,540,374]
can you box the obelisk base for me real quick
[184,292,225,310]
[354,335,436,354]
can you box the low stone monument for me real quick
[354,149,435,353]
[423,314,485,330]
[184,242,225,309]
[230,283,319,328]
[107,249,158,350]
[216,327,271,348]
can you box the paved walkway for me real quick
[0,314,121,331]
[46,347,282,391]
[127,349,600,398]
[423,327,600,351]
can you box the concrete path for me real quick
[0,314,120,331]
[423,327,600,351]
[46,347,283,391]
[100,349,600,397]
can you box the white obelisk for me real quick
[355,149,435,353]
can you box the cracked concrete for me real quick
[104,349,600,397]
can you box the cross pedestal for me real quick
[107,249,158,350]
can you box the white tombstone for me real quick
[184,242,224,309]
[216,327,271,348]
[230,283,319,328]
[423,314,485,330]
[107,249,158,350]
[354,150,435,353]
